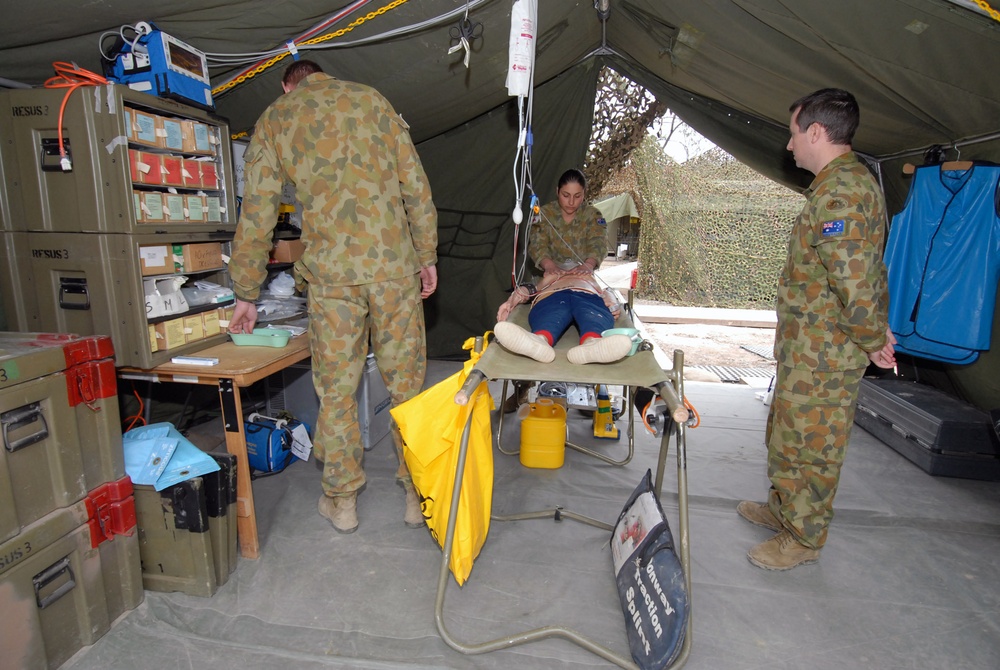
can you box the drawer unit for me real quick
[23,231,233,368]
[0,332,123,542]
[0,85,236,235]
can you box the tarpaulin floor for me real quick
[64,362,1000,669]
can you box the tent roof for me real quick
[3,0,998,169]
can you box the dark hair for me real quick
[557,168,587,191]
[282,60,323,90]
[789,88,859,145]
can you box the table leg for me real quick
[218,377,260,559]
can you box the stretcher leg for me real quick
[434,351,692,668]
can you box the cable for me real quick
[43,62,109,170]
[122,383,147,432]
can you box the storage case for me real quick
[0,483,142,670]
[135,476,219,597]
[21,231,233,368]
[0,231,38,331]
[854,378,1000,481]
[0,332,124,543]
[0,85,235,235]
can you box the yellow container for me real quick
[520,398,567,469]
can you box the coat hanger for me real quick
[903,145,974,175]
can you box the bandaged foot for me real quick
[567,334,634,364]
[494,322,555,363]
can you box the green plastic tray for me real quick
[229,328,291,348]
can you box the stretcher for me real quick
[437,304,692,669]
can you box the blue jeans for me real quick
[528,290,614,344]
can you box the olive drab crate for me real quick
[0,332,124,542]
[0,85,238,368]
[0,488,143,670]
[0,330,143,669]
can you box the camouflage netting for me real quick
[630,138,802,307]
[585,67,803,309]
[584,68,667,197]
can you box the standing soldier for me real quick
[737,88,896,569]
[228,60,438,534]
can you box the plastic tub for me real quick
[230,328,292,348]
[601,327,642,356]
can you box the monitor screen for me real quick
[164,34,209,84]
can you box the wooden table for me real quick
[119,335,311,559]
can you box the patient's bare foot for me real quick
[494,322,555,363]
[567,334,633,364]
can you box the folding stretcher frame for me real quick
[436,305,693,669]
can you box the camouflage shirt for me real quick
[529,202,607,269]
[230,73,437,300]
[775,152,889,371]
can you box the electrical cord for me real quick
[43,62,109,170]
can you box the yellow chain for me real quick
[973,0,1000,24]
[213,0,410,97]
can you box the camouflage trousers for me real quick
[307,274,427,496]
[765,364,864,549]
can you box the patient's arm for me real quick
[497,285,532,322]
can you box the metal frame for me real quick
[435,348,692,669]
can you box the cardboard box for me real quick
[202,309,221,337]
[154,318,187,350]
[180,121,215,154]
[160,155,184,187]
[183,315,205,342]
[172,242,223,273]
[217,305,235,329]
[205,196,222,222]
[271,239,305,263]
[148,323,159,352]
[159,117,185,151]
[181,158,202,188]
[200,162,219,189]
[141,192,165,222]
[123,108,134,142]
[185,195,205,222]
[163,194,186,222]
[132,110,159,147]
[139,244,172,276]
[128,149,141,182]
[139,153,163,185]
[133,191,144,222]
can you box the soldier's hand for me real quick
[229,299,258,334]
[419,265,438,298]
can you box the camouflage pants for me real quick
[307,274,427,496]
[765,365,864,549]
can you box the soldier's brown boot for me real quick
[318,493,358,534]
[403,483,425,528]
[737,501,783,532]
[747,530,820,571]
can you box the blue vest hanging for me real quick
[885,163,1000,364]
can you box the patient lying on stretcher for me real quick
[493,272,634,364]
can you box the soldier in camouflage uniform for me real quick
[737,89,896,570]
[228,60,438,534]
[529,169,608,277]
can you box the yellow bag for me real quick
[390,336,493,585]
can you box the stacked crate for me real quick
[0,332,143,668]
[0,85,238,368]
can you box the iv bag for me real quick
[506,0,537,97]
